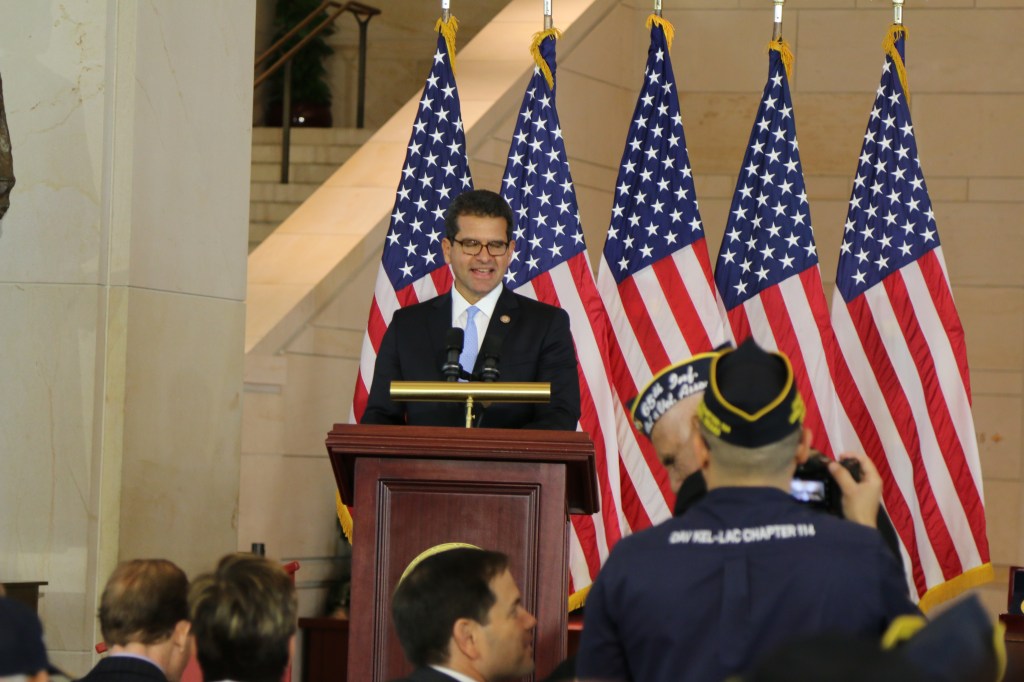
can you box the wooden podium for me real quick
[326,424,597,682]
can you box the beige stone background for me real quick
[241,0,1024,639]
[0,0,1020,677]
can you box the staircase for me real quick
[249,126,375,250]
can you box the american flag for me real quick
[714,44,855,460]
[596,17,726,522]
[351,27,471,423]
[830,29,990,606]
[501,32,642,598]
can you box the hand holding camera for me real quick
[829,452,882,528]
[792,451,881,528]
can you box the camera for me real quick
[791,453,862,518]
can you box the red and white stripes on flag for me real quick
[830,28,990,608]
[350,23,469,427]
[597,15,726,520]
[712,42,855,461]
[500,30,672,601]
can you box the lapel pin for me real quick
[500,315,511,324]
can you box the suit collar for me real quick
[428,290,454,354]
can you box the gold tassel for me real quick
[882,24,911,104]
[767,37,794,81]
[335,490,354,543]
[434,15,460,74]
[645,13,676,51]
[530,28,562,90]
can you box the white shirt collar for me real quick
[429,664,479,682]
[450,284,503,326]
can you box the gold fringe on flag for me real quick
[882,24,911,104]
[645,13,675,51]
[530,28,562,90]
[767,37,794,80]
[568,584,590,611]
[917,561,994,613]
[435,15,460,74]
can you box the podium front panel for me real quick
[348,456,569,682]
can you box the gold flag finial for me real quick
[772,0,785,41]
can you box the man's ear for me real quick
[442,237,453,265]
[794,427,813,464]
[690,417,710,470]
[451,617,481,661]
[172,620,191,649]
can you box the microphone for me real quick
[478,333,501,382]
[442,327,464,382]
[479,356,500,382]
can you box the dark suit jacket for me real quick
[388,667,460,682]
[76,656,168,682]
[362,287,580,430]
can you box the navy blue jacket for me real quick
[576,487,919,682]
[76,656,167,682]
[362,287,580,430]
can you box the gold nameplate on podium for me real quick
[390,381,551,428]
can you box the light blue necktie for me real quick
[459,305,480,376]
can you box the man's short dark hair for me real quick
[99,559,189,646]
[189,553,297,682]
[444,190,514,242]
[391,548,509,668]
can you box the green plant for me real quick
[267,0,335,107]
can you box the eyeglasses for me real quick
[452,238,510,256]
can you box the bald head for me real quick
[649,393,704,493]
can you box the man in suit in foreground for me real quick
[77,560,191,682]
[362,189,580,430]
[390,547,537,682]
[188,554,296,682]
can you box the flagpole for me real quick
[544,0,553,30]
[441,0,450,23]
[653,0,662,18]
[772,0,784,40]
[892,0,904,25]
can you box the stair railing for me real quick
[254,1,381,184]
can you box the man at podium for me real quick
[362,189,580,430]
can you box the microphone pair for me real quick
[442,327,500,382]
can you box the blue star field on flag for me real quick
[382,33,472,290]
[603,23,706,284]
[714,49,818,311]
[835,36,938,302]
[501,36,586,288]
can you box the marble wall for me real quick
[0,1,255,673]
